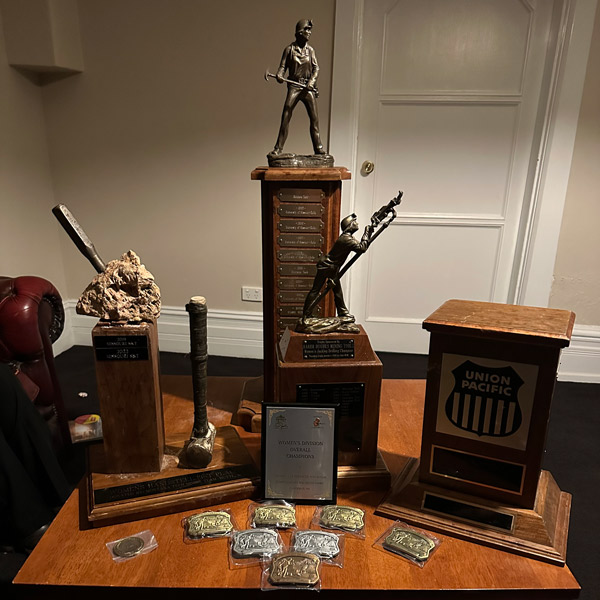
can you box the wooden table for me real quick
[14,377,580,598]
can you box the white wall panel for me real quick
[364,223,502,321]
[381,0,532,94]
[373,103,519,217]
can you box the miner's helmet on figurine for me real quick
[296,19,313,34]
[341,214,358,232]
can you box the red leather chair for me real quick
[0,276,70,451]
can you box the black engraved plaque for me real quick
[279,278,312,290]
[277,234,324,248]
[94,335,149,361]
[296,382,365,452]
[297,383,364,418]
[423,493,515,532]
[278,249,322,263]
[278,188,324,203]
[278,204,324,218]
[431,447,525,493]
[278,264,317,277]
[278,219,324,233]
[94,464,258,504]
[278,291,307,304]
[303,339,355,360]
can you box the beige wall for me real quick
[549,2,600,326]
[41,0,335,311]
[0,8,67,291]
[1,0,597,328]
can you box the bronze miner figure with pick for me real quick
[297,192,404,334]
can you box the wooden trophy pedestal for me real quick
[92,320,164,473]
[276,325,390,490]
[86,424,260,527]
[376,457,571,565]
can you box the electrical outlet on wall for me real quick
[242,286,262,302]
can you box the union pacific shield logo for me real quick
[445,361,524,437]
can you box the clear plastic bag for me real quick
[312,504,366,539]
[373,521,440,567]
[182,508,237,542]
[261,550,321,591]
[106,530,158,562]
[229,528,284,568]
[248,500,297,529]
[291,529,344,568]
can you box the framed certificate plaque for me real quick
[262,403,338,503]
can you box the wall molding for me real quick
[54,301,264,360]
[53,302,599,383]
[558,324,600,383]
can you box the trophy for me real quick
[377,299,575,564]
[265,19,333,168]
[53,206,259,526]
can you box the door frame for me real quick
[329,0,597,319]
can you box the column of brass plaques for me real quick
[275,188,326,333]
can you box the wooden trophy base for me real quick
[86,425,260,527]
[376,457,571,565]
[277,325,383,466]
[92,320,164,473]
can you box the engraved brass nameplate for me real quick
[278,318,299,330]
[277,249,322,263]
[277,234,324,248]
[279,305,321,317]
[278,264,317,277]
[278,204,324,218]
[278,291,307,304]
[278,189,324,203]
[278,219,324,233]
[279,278,312,290]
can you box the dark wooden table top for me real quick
[14,376,580,598]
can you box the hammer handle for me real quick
[52,204,106,273]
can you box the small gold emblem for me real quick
[186,511,233,538]
[383,527,435,561]
[319,505,365,532]
[268,552,320,586]
[253,505,296,528]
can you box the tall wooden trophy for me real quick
[53,206,258,526]
[377,299,575,564]
[235,19,398,490]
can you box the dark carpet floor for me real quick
[2,346,598,599]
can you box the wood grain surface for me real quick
[14,377,580,598]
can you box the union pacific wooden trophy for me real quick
[377,299,575,564]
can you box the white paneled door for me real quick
[338,0,560,353]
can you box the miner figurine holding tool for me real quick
[269,19,325,157]
[301,215,373,329]
[298,192,403,335]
